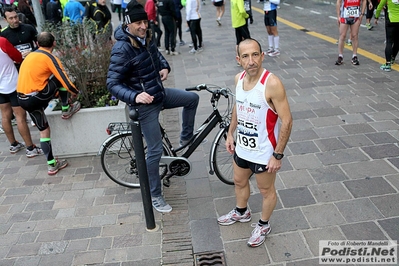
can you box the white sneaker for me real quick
[247,223,271,247]
[189,48,196,54]
[152,196,172,213]
[268,49,280,57]
[197,47,204,53]
[26,146,44,158]
[170,51,179,55]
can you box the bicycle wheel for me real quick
[101,133,168,188]
[211,126,234,185]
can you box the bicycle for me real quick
[98,84,236,188]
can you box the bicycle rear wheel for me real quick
[101,133,168,188]
[211,126,234,185]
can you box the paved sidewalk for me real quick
[1,0,399,265]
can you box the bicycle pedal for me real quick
[163,179,170,187]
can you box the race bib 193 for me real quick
[237,131,259,151]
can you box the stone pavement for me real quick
[1,0,399,265]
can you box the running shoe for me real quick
[335,56,343,65]
[26,146,44,158]
[152,196,172,213]
[380,63,391,72]
[346,39,352,46]
[217,208,251,225]
[216,19,221,26]
[179,40,185,46]
[189,43,193,48]
[268,49,280,57]
[0,127,4,134]
[366,23,373,30]
[189,48,197,54]
[170,51,179,55]
[197,47,204,53]
[10,142,25,154]
[166,50,170,55]
[158,47,165,52]
[266,47,274,54]
[11,118,17,126]
[391,57,396,65]
[247,223,271,247]
[48,159,68,175]
[61,101,81,119]
[351,56,360,65]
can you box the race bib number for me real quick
[237,131,259,151]
[15,43,32,53]
[343,6,360,18]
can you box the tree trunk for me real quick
[32,0,44,32]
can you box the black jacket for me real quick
[46,1,63,24]
[107,25,170,106]
[157,0,176,18]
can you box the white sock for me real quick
[274,36,280,50]
[268,35,274,49]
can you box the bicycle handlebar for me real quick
[185,84,231,98]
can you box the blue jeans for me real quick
[135,88,199,197]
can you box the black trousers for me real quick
[188,18,203,50]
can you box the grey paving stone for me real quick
[377,217,399,241]
[288,141,320,155]
[340,221,388,240]
[309,116,344,127]
[313,107,346,118]
[186,178,212,199]
[18,232,39,244]
[9,212,31,223]
[224,240,270,266]
[313,125,348,138]
[369,120,399,132]
[278,187,316,208]
[191,218,223,254]
[362,144,399,159]
[291,110,317,120]
[3,187,34,196]
[302,203,346,228]
[341,123,376,134]
[288,154,323,170]
[365,132,398,144]
[302,226,346,256]
[308,182,352,203]
[335,198,384,223]
[343,159,398,180]
[269,208,310,234]
[338,113,369,124]
[36,230,65,242]
[314,138,346,152]
[14,256,40,266]
[6,243,41,258]
[316,148,369,166]
[385,174,399,190]
[63,227,101,240]
[112,234,142,248]
[338,134,374,148]
[265,232,312,262]
[290,129,319,142]
[73,250,105,265]
[343,177,396,198]
[38,241,68,255]
[370,194,399,217]
[308,165,349,184]
[188,197,216,220]
[279,170,315,188]
[24,201,54,212]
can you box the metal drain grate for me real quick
[194,251,226,266]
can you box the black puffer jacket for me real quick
[107,25,171,106]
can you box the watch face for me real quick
[274,153,284,160]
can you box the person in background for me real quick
[186,0,203,54]
[264,0,280,57]
[0,36,43,157]
[0,7,38,70]
[158,0,178,55]
[92,0,112,40]
[335,0,367,65]
[218,38,292,248]
[145,0,163,50]
[107,0,199,212]
[174,0,185,46]
[365,0,378,30]
[112,0,123,23]
[46,0,63,25]
[375,0,399,72]
[17,32,81,175]
[213,0,224,26]
[17,0,37,26]
[83,0,97,20]
[231,0,249,59]
[63,0,85,23]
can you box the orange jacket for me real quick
[17,48,79,95]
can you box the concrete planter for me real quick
[46,101,129,158]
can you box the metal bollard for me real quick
[129,109,158,231]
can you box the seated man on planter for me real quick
[107,0,199,213]
[17,32,81,175]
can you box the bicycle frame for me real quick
[162,108,227,159]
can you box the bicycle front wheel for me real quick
[100,133,168,188]
[211,126,234,185]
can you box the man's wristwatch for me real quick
[273,152,284,160]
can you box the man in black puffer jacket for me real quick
[107,0,199,214]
